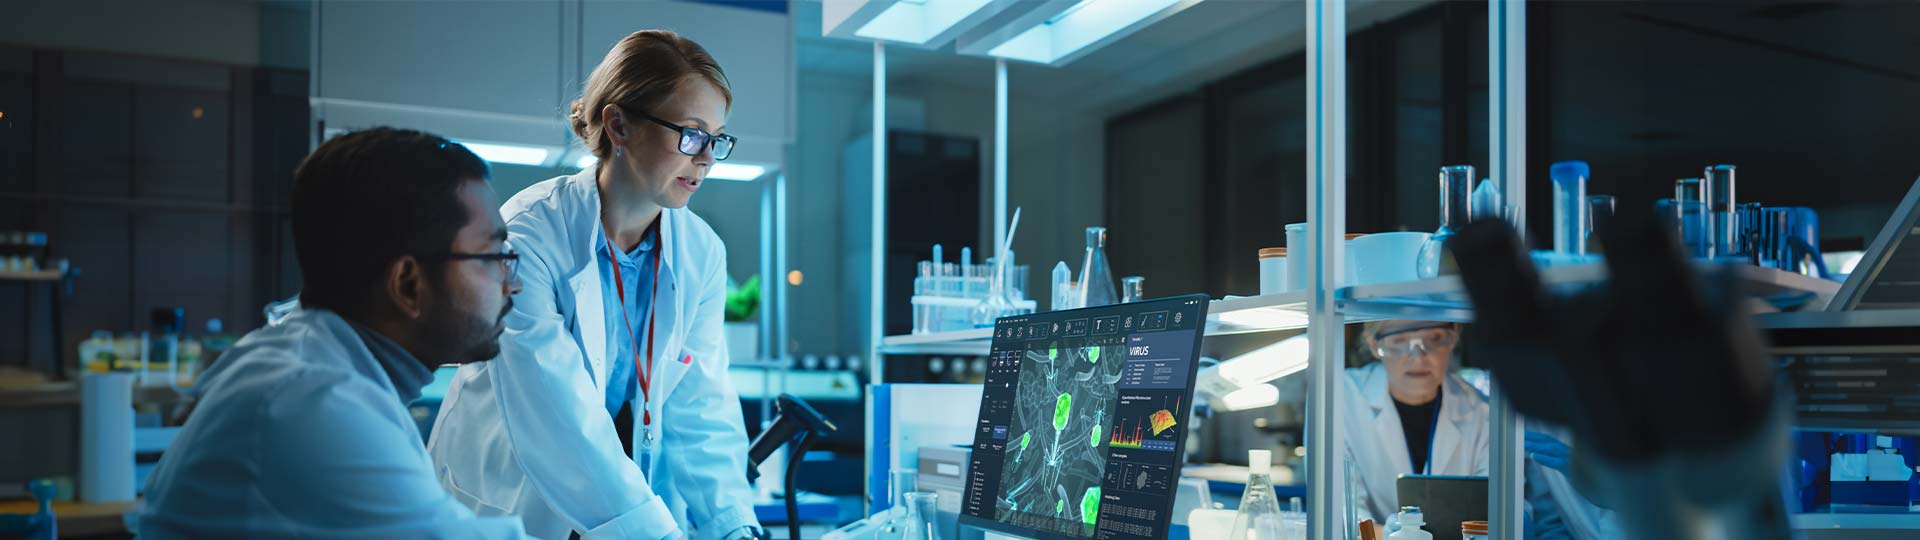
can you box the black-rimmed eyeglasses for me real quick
[634,111,735,161]
[423,244,520,284]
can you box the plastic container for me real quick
[1387,506,1431,540]
[1285,223,1308,291]
[1258,248,1287,295]
[1549,161,1589,256]
[1461,520,1488,540]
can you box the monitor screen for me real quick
[960,294,1210,540]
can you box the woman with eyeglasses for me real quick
[428,30,762,540]
[1340,320,1492,523]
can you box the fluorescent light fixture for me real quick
[957,0,1203,66]
[1213,308,1308,331]
[1194,335,1309,412]
[1219,335,1311,386]
[455,140,550,166]
[708,163,769,182]
[1218,384,1280,412]
[825,0,1015,48]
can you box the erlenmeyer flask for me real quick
[899,492,943,540]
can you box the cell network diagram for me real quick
[993,341,1126,537]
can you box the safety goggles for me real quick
[1371,325,1456,359]
[636,111,735,161]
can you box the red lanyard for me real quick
[605,229,663,427]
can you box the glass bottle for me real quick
[1228,449,1284,540]
[1077,227,1118,308]
[1416,165,1474,279]
[898,492,942,540]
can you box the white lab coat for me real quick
[428,169,757,540]
[137,309,532,540]
[1341,362,1492,523]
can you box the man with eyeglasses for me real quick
[135,128,534,539]
[1341,320,1492,523]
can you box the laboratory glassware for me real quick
[1077,227,1118,308]
[1416,165,1474,278]
[1550,161,1589,255]
[1228,450,1285,540]
[1707,165,1738,257]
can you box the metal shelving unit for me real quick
[878,290,1315,356]
[847,1,1834,539]
[1338,263,1843,323]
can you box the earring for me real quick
[614,147,623,158]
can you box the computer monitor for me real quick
[960,294,1210,540]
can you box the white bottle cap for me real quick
[1249,449,1272,476]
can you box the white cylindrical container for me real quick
[80,372,135,503]
[1284,223,1308,291]
[1259,248,1287,295]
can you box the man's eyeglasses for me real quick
[424,244,520,284]
[634,111,735,161]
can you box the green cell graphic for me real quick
[1090,425,1102,447]
[1020,432,1031,451]
[1053,393,1073,431]
[1081,487,1102,526]
[1088,347,1100,364]
[1056,500,1065,515]
[1049,345,1058,360]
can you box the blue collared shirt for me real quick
[599,226,658,418]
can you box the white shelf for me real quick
[878,328,994,356]
[879,291,1315,356]
[0,270,65,282]
[1338,262,1842,323]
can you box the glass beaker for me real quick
[898,492,942,540]
[1707,165,1739,257]
[1121,276,1145,303]
[1586,195,1616,255]
[1416,165,1474,278]
[1675,178,1711,258]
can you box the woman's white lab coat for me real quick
[1341,362,1492,523]
[428,169,757,540]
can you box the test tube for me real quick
[1707,165,1738,258]
[1675,178,1710,258]
[1549,161,1590,255]
[1586,195,1616,255]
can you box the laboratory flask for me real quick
[1228,450,1285,540]
[1416,165,1474,278]
[1078,227,1118,308]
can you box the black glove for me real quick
[1446,209,1776,464]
